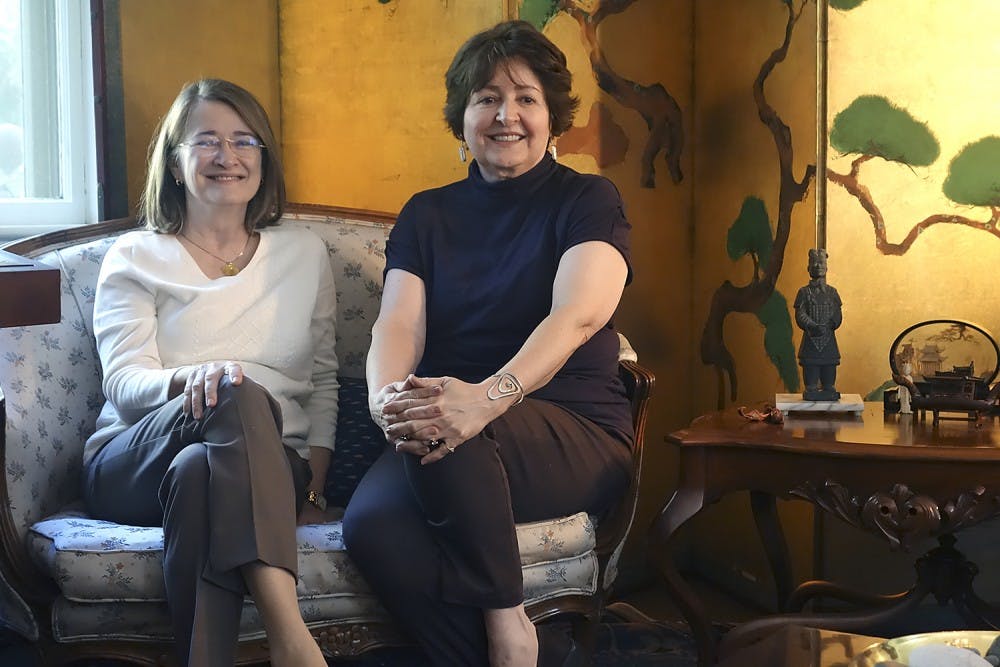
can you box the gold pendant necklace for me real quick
[181,232,253,276]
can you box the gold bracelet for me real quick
[487,372,524,406]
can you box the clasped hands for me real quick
[374,374,498,465]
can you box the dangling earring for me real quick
[548,142,558,161]
[458,140,468,163]
[175,178,183,186]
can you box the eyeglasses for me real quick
[177,136,266,154]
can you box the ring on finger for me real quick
[445,443,455,454]
[427,438,444,451]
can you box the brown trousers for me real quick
[81,378,310,667]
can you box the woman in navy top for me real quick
[343,20,633,667]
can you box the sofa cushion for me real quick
[48,549,600,644]
[50,549,599,643]
[290,213,390,379]
[28,508,596,603]
[326,377,386,508]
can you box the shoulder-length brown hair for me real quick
[443,20,579,141]
[138,79,286,234]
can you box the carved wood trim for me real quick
[311,622,411,657]
[595,360,654,561]
[792,480,1000,551]
[0,204,398,258]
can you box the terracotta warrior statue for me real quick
[794,248,842,401]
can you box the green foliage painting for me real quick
[828,94,1000,254]
[701,1,816,405]
[758,292,799,392]
[726,197,799,391]
[943,137,1000,208]
[829,0,868,9]
[519,0,559,28]
[830,95,939,166]
[828,4,1000,254]
[726,197,799,392]
[726,197,773,271]
[520,0,684,188]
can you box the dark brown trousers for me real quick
[81,378,310,667]
[342,398,631,667]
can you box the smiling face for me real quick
[170,100,263,216]
[463,57,551,183]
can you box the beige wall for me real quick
[818,0,1000,597]
[827,0,1000,399]
[279,1,504,212]
[691,0,818,415]
[119,0,281,213]
[538,1,695,582]
[687,0,819,605]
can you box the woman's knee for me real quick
[343,495,416,560]
[159,443,209,505]
[214,376,273,411]
[205,377,283,445]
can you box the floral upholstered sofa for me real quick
[0,204,653,665]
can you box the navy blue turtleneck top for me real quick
[385,154,634,442]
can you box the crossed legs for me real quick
[83,378,324,667]
[343,399,631,667]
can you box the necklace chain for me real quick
[181,232,253,277]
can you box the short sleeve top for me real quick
[385,154,634,441]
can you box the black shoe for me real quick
[558,638,586,667]
[537,624,588,667]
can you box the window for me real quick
[0,0,97,238]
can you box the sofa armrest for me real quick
[0,386,47,641]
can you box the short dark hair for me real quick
[443,20,579,140]
[138,79,286,234]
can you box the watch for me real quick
[306,489,327,512]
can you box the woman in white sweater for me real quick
[81,79,336,667]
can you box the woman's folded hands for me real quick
[380,374,504,464]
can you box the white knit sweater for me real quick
[84,225,339,465]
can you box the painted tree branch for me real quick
[699,0,816,406]
[829,161,1000,255]
[559,0,684,187]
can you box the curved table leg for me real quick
[648,485,717,667]
[719,579,930,658]
[750,491,793,611]
[788,579,910,612]
[956,588,1000,629]
[932,539,1000,629]
[724,533,1000,657]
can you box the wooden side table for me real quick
[0,249,59,327]
[652,404,1000,666]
